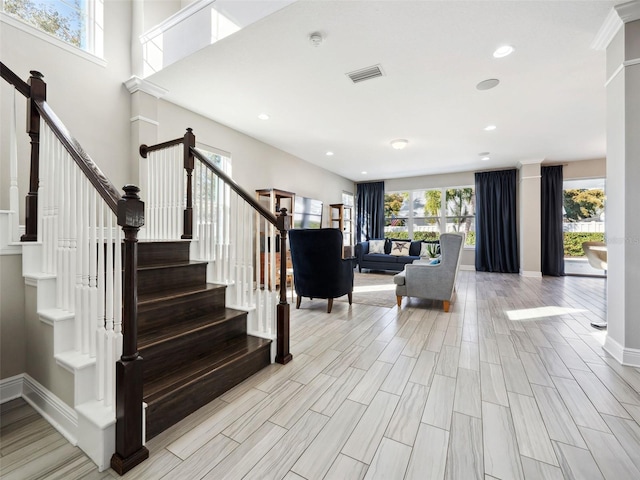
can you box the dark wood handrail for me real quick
[139,137,184,158]
[35,99,121,213]
[191,147,279,227]
[0,61,31,98]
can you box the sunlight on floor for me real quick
[506,305,587,320]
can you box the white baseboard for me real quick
[22,374,78,445]
[0,374,24,402]
[459,265,475,271]
[604,335,640,367]
[0,374,78,445]
[519,270,542,278]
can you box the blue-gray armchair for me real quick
[289,228,354,313]
[394,233,465,312]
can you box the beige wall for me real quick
[0,254,26,379]
[563,158,606,180]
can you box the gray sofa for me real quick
[354,238,439,273]
[394,233,465,312]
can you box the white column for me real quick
[594,2,640,365]
[518,160,542,277]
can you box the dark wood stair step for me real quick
[138,241,190,267]
[139,308,246,349]
[138,283,226,329]
[137,261,207,296]
[144,335,271,439]
[140,308,248,380]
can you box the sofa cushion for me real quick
[362,253,390,262]
[409,241,422,256]
[390,240,411,256]
[369,240,386,254]
[396,255,420,265]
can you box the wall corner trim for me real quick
[604,335,640,367]
[124,76,168,98]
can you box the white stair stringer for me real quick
[22,243,116,472]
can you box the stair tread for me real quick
[138,282,225,305]
[138,308,246,349]
[144,335,271,404]
[138,260,207,271]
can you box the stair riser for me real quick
[141,314,247,380]
[138,242,190,267]
[145,343,271,439]
[138,263,207,296]
[139,288,226,331]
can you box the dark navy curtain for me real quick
[356,181,385,241]
[541,165,565,276]
[475,169,519,273]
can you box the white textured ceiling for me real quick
[147,0,621,182]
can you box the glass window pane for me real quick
[4,0,86,48]
[413,217,440,241]
[446,188,475,217]
[446,217,475,245]
[414,189,441,217]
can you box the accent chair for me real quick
[288,228,354,313]
[393,232,465,312]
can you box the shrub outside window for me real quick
[384,186,475,246]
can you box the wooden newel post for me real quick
[111,184,149,475]
[21,71,46,242]
[275,208,292,365]
[182,128,195,239]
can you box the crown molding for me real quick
[616,0,640,23]
[124,76,168,98]
[517,158,544,168]
[591,8,623,50]
[592,1,640,51]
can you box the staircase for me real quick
[137,241,272,439]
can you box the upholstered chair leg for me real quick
[443,300,450,312]
[327,298,333,313]
[296,296,301,309]
[348,292,353,305]
[396,296,402,307]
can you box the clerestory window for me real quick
[1,0,103,56]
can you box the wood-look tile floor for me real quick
[5,272,640,479]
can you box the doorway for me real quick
[562,178,606,276]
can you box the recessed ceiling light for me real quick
[257,113,270,120]
[484,125,497,131]
[493,45,514,58]
[326,151,334,156]
[481,156,491,161]
[390,139,409,150]
[361,171,368,175]
[476,79,500,90]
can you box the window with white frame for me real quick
[1,0,103,56]
[385,186,476,245]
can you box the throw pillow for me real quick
[369,240,386,254]
[390,240,411,256]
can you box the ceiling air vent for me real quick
[346,64,384,84]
